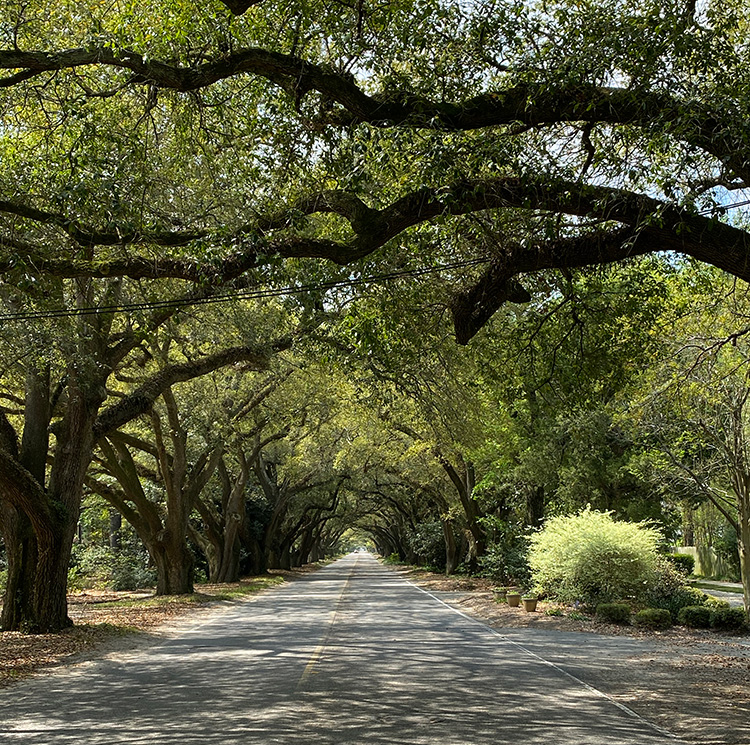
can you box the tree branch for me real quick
[93,338,290,437]
[0,46,742,176]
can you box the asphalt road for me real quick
[0,553,686,744]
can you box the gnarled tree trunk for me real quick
[1,363,100,632]
[151,534,195,595]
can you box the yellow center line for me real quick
[297,555,359,688]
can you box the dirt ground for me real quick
[403,568,750,745]
[2,564,749,744]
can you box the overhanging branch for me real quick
[0,45,743,177]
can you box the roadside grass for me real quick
[690,580,744,594]
[204,576,284,601]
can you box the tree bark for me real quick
[214,455,249,583]
[109,510,122,550]
[0,503,37,631]
[525,485,545,528]
[442,518,459,575]
[438,455,485,571]
[737,479,750,621]
[1,362,100,632]
[151,536,194,595]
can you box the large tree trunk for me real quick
[309,539,322,563]
[214,468,247,583]
[737,485,750,621]
[191,526,222,582]
[109,511,122,550]
[37,389,99,630]
[1,366,98,632]
[439,455,485,572]
[442,519,459,575]
[1,467,86,632]
[247,538,267,575]
[214,527,241,583]
[151,535,194,595]
[31,526,76,631]
[525,485,545,528]
[294,528,314,567]
[278,542,292,570]
[0,505,37,631]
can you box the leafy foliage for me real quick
[666,553,695,576]
[643,561,709,621]
[6,0,750,630]
[527,508,662,606]
[709,608,749,632]
[633,608,672,630]
[595,602,631,624]
[677,605,712,628]
[704,596,731,610]
[68,544,156,592]
[477,517,530,585]
[409,521,448,571]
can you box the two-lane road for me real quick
[0,554,684,744]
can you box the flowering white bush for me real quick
[528,508,662,606]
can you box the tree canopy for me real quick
[3,0,750,631]
[0,0,749,342]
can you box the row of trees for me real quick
[1,252,750,628]
[356,261,750,619]
[2,0,750,630]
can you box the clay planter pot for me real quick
[492,587,508,601]
[506,592,522,607]
[522,597,538,612]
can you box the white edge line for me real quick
[402,577,687,744]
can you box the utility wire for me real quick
[2,194,748,323]
[698,197,750,215]
[0,257,491,322]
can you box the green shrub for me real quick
[677,605,712,628]
[528,508,662,607]
[704,596,731,610]
[68,544,155,591]
[477,517,530,586]
[110,554,157,591]
[710,607,748,632]
[644,561,708,620]
[409,521,447,571]
[68,544,115,590]
[382,553,404,565]
[633,608,672,630]
[596,602,631,624]
[666,553,695,575]
[713,523,741,581]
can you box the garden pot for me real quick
[492,587,508,601]
[522,598,538,612]
[506,592,521,607]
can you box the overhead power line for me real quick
[699,198,750,215]
[0,257,491,322]
[2,193,749,323]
